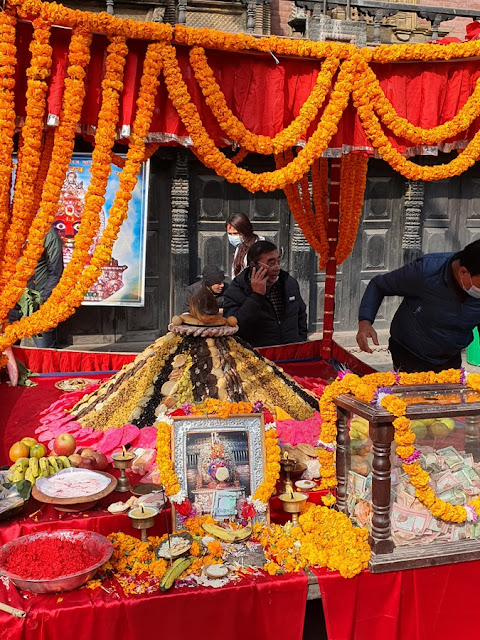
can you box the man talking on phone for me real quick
[223,240,308,347]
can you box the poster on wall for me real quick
[52,153,149,306]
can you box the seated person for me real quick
[182,265,228,314]
[223,240,308,347]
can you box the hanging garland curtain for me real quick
[3,0,480,352]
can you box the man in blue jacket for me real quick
[356,239,480,373]
[223,240,307,347]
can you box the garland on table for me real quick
[155,401,281,518]
[319,369,480,524]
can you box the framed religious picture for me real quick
[171,414,268,530]
[52,153,149,306]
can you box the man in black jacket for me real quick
[223,240,308,347]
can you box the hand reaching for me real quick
[356,320,379,354]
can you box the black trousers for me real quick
[388,337,462,374]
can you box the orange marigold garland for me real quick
[336,153,368,265]
[189,45,340,155]
[0,15,52,306]
[0,27,93,349]
[319,369,480,523]
[0,10,17,263]
[0,40,163,350]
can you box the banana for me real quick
[6,470,15,482]
[47,463,57,476]
[14,458,30,472]
[233,521,253,542]
[159,557,193,592]
[55,458,64,471]
[28,457,39,478]
[12,468,25,483]
[39,457,49,476]
[201,522,236,543]
[58,456,71,469]
[47,456,59,473]
[24,468,36,486]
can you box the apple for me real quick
[78,456,98,470]
[78,447,96,458]
[53,433,77,457]
[68,454,82,468]
[90,451,108,471]
[438,417,456,432]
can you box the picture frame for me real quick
[171,414,268,531]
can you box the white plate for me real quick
[295,480,316,490]
[36,468,111,499]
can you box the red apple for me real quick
[68,454,82,468]
[53,433,77,457]
[78,447,96,458]
[78,456,98,470]
[90,451,108,471]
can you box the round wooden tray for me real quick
[32,471,117,512]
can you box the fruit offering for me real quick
[7,455,72,487]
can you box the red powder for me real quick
[2,537,102,580]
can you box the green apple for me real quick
[410,420,427,440]
[429,421,450,439]
[438,417,456,432]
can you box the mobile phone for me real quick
[252,262,267,278]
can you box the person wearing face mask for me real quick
[223,240,308,347]
[226,213,264,280]
[356,239,480,373]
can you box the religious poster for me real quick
[52,153,149,306]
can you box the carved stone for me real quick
[171,150,190,314]
[402,179,424,263]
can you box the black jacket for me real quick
[223,269,308,347]
[182,280,228,314]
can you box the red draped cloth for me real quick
[314,562,480,639]
[12,22,480,155]
[0,570,308,640]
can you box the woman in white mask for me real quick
[226,213,264,280]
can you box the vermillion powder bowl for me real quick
[0,530,113,593]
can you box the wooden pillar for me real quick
[170,150,190,316]
[369,422,395,554]
[335,406,351,513]
[321,158,341,360]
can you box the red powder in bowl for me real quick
[2,537,103,580]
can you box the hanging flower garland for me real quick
[318,369,480,524]
[111,142,161,169]
[156,403,281,517]
[0,41,164,351]
[0,27,93,348]
[361,61,480,146]
[352,66,480,182]
[0,10,17,263]
[160,42,358,192]
[336,153,368,265]
[189,45,341,155]
[0,14,52,303]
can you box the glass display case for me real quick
[334,384,480,572]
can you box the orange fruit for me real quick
[30,443,46,459]
[9,441,30,463]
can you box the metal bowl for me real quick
[0,530,113,593]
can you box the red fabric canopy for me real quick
[13,22,480,155]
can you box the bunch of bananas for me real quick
[7,456,71,486]
[202,521,252,543]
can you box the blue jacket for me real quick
[359,253,480,365]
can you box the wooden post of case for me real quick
[321,158,341,360]
[335,406,350,513]
[369,422,395,554]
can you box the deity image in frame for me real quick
[171,414,267,529]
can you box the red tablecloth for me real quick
[313,561,480,640]
[0,570,308,640]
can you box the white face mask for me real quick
[464,273,480,299]
[228,234,242,247]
